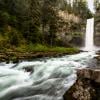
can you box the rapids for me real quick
[0,51,97,100]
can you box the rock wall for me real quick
[94,4,100,46]
[57,10,85,47]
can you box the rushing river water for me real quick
[0,51,97,100]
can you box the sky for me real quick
[67,0,96,13]
[87,0,95,13]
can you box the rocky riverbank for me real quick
[0,49,80,63]
[64,68,100,100]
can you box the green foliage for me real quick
[72,1,93,19]
[0,0,93,52]
[0,11,10,26]
[8,30,20,46]
[16,43,79,53]
[0,35,8,50]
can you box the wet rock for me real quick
[23,66,34,74]
[0,50,80,63]
[63,79,96,100]
[63,68,100,100]
[77,68,100,83]
[94,52,100,66]
[94,35,100,46]
[70,36,84,46]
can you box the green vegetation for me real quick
[15,44,79,53]
[0,43,79,62]
[0,0,93,58]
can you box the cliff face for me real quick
[56,10,85,47]
[94,4,100,46]
[55,0,93,47]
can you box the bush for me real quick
[7,28,23,46]
[0,11,10,25]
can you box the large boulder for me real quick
[63,68,100,100]
[77,69,100,83]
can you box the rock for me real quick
[77,68,100,83]
[94,5,100,46]
[63,79,96,100]
[63,68,100,100]
[70,36,84,46]
[0,50,80,63]
[23,66,34,74]
[94,35,100,46]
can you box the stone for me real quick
[77,68,100,83]
[63,68,100,100]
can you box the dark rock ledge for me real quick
[0,50,80,63]
[64,68,100,100]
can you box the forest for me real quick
[0,0,93,53]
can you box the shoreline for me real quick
[0,50,80,63]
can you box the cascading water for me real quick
[0,52,96,100]
[0,1,99,100]
[0,4,98,100]
[84,18,94,51]
[0,1,98,100]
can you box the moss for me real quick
[0,43,79,62]
[15,43,79,54]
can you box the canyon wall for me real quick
[95,4,100,46]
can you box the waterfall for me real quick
[84,18,94,51]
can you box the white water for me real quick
[84,18,95,51]
[0,51,96,100]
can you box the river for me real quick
[0,51,97,100]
